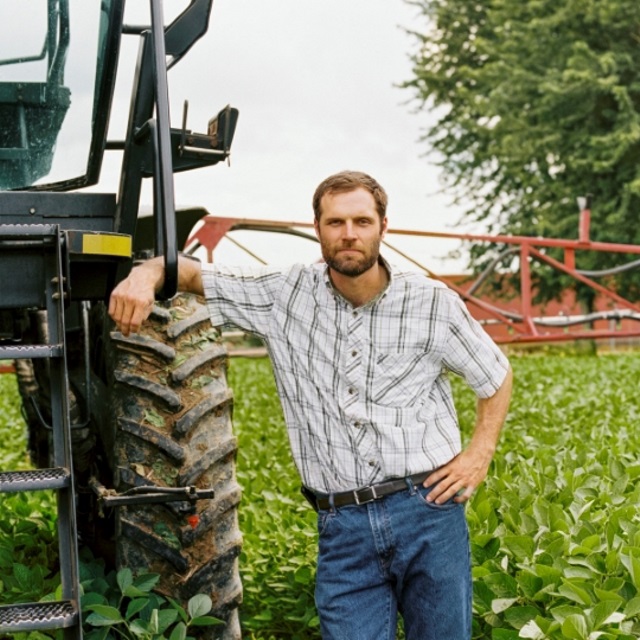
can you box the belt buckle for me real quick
[354,485,377,505]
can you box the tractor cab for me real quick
[0,0,112,190]
[0,0,71,189]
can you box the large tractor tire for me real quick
[99,294,243,639]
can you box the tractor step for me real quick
[0,223,58,240]
[0,601,78,633]
[0,467,70,493]
[0,221,82,638]
[0,343,64,360]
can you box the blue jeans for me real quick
[314,482,471,640]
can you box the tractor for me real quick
[0,1,242,638]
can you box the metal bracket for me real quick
[178,99,229,160]
[89,477,214,508]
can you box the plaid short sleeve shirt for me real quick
[202,260,510,493]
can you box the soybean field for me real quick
[0,352,639,639]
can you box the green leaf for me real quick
[123,584,151,598]
[129,619,150,637]
[593,586,625,606]
[125,598,149,620]
[13,563,33,591]
[153,523,181,550]
[518,619,546,639]
[514,570,542,599]
[627,549,640,589]
[550,604,584,623]
[157,608,179,632]
[589,599,621,629]
[84,627,110,640]
[503,535,534,560]
[557,581,593,606]
[132,573,160,593]
[85,605,124,627]
[625,596,640,617]
[191,375,214,389]
[169,621,187,640]
[116,568,133,594]
[561,614,589,640]
[148,609,159,634]
[144,409,165,428]
[167,597,188,624]
[503,606,540,630]
[483,572,518,598]
[81,592,107,609]
[188,594,213,619]
[491,597,517,614]
[491,630,520,639]
[85,604,123,621]
[294,565,313,585]
[189,615,224,627]
[83,613,115,629]
[531,564,562,587]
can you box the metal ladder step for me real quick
[0,601,78,633]
[0,343,64,360]
[0,222,82,638]
[0,468,71,493]
[0,223,58,240]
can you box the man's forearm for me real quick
[468,365,513,462]
[108,255,204,335]
[174,255,204,296]
[131,255,204,296]
[424,365,513,504]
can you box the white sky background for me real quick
[105,1,468,270]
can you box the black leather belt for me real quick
[304,471,431,511]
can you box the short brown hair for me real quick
[312,171,388,223]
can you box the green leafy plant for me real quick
[459,353,640,639]
[80,550,223,640]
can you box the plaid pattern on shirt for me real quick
[202,260,510,493]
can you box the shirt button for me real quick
[354,421,362,428]
[352,311,358,317]
[351,350,358,357]
[368,460,376,467]
[348,387,355,394]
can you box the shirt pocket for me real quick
[370,350,429,407]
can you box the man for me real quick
[109,171,512,640]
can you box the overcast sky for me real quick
[57,0,464,268]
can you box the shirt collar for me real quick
[322,256,393,308]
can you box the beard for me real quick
[320,236,382,277]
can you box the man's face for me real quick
[314,188,387,277]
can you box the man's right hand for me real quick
[108,258,165,336]
[108,256,205,336]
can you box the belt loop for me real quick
[405,477,417,496]
[329,493,336,513]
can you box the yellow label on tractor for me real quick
[81,233,132,257]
